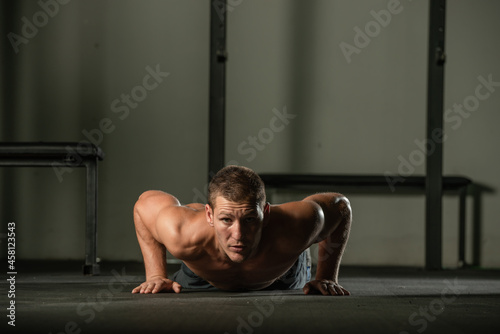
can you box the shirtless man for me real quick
[132,165,352,296]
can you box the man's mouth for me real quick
[229,245,246,253]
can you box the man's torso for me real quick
[166,205,315,291]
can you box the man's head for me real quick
[205,165,269,263]
[207,165,266,210]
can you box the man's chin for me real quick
[227,251,249,263]
[228,255,246,263]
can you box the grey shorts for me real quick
[171,250,311,291]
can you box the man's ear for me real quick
[206,204,214,227]
[263,202,271,226]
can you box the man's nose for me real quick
[231,221,243,240]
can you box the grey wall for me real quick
[1,0,499,268]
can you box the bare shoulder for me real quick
[273,199,323,224]
[134,190,181,237]
[268,200,325,252]
[135,190,210,260]
[156,202,211,261]
[268,193,350,250]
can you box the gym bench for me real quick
[0,142,104,275]
[260,174,472,268]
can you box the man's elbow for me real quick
[316,193,352,220]
[308,193,352,243]
[334,195,352,222]
[321,194,352,237]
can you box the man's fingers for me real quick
[302,282,311,294]
[340,287,350,296]
[319,281,330,296]
[143,283,154,294]
[303,280,350,296]
[151,281,167,294]
[303,282,321,295]
[327,283,341,295]
[327,284,337,296]
[131,285,140,293]
[132,280,182,294]
[303,281,330,295]
[332,283,350,296]
[172,282,183,293]
[152,283,161,294]
[334,285,345,296]
[328,283,350,296]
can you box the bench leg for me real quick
[83,159,100,275]
[458,186,467,268]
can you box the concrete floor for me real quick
[3,261,500,334]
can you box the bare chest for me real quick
[185,255,298,291]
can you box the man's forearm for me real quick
[140,237,168,279]
[134,208,168,279]
[315,198,352,283]
[315,234,345,282]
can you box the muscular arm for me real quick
[131,190,184,293]
[303,193,352,296]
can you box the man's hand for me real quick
[132,276,182,294]
[303,279,350,296]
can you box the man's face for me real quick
[206,196,268,263]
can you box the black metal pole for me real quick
[208,0,228,182]
[458,186,467,267]
[425,0,446,270]
[83,159,100,275]
[1,1,20,227]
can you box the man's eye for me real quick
[245,217,256,223]
[221,218,231,223]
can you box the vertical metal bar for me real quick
[425,0,446,270]
[471,185,482,267]
[83,158,100,275]
[1,1,19,226]
[208,0,227,182]
[458,186,467,267]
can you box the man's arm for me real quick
[131,190,183,294]
[302,193,352,296]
